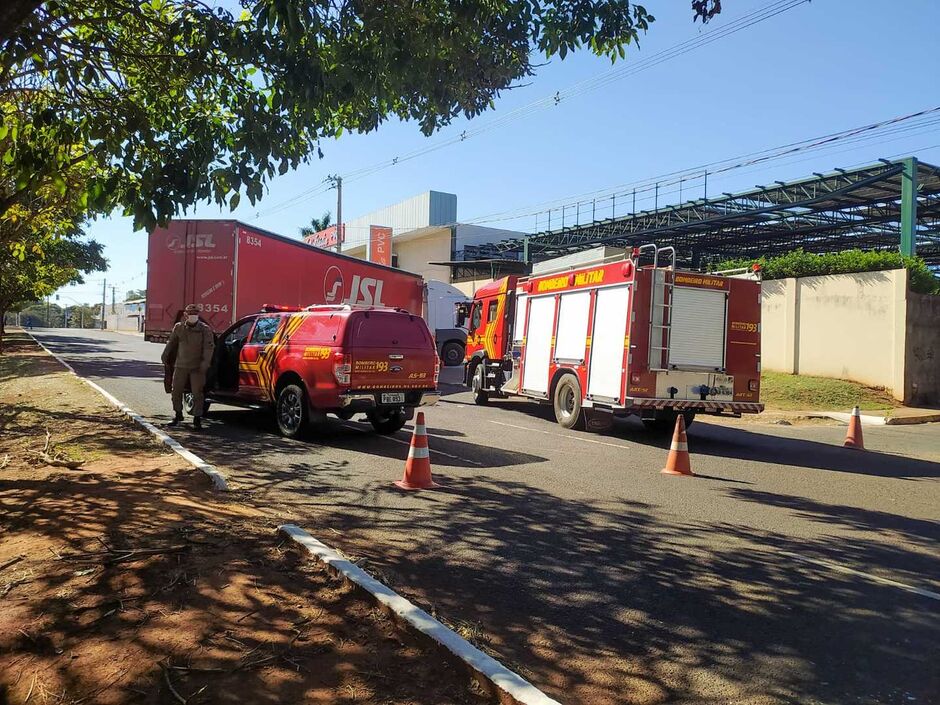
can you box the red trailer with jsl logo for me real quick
[460,245,764,431]
[145,220,424,342]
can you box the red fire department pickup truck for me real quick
[190,304,440,437]
[460,245,763,432]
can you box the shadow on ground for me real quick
[312,473,940,705]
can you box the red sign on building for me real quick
[304,224,345,249]
[369,225,392,266]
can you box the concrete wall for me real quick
[760,268,940,404]
[394,228,453,283]
[904,291,940,406]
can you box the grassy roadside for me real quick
[0,332,490,705]
[760,370,900,412]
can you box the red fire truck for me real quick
[145,220,425,342]
[460,245,764,431]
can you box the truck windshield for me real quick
[348,312,431,349]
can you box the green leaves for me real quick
[0,0,706,234]
[715,249,940,295]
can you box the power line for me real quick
[254,0,811,219]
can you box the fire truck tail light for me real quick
[748,379,759,392]
[333,352,351,385]
[434,354,441,386]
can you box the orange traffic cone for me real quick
[661,414,695,476]
[843,405,865,450]
[395,412,440,490]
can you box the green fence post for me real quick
[900,157,918,256]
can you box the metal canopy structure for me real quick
[464,157,940,267]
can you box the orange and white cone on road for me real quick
[395,412,440,490]
[843,405,865,450]
[661,414,695,477]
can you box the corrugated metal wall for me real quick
[343,191,457,248]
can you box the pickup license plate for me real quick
[381,393,405,404]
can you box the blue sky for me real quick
[58,0,940,304]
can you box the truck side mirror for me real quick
[455,302,469,328]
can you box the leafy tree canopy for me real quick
[0,234,107,339]
[1,0,721,232]
[300,211,332,238]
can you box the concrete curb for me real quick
[278,524,562,705]
[26,332,229,491]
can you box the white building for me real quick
[341,191,528,294]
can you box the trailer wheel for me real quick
[275,383,310,438]
[642,411,695,433]
[553,374,585,430]
[441,341,465,367]
[471,364,489,405]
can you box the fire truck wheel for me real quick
[441,341,465,367]
[367,408,408,434]
[275,383,310,438]
[553,374,585,430]
[471,364,489,405]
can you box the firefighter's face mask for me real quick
[186,314,199,325]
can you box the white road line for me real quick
[488,419,634,451]
[341,422,484,466]
[781,551,940,601]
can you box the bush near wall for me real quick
[713,249,940,295]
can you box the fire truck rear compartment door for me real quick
[521,296,555,394]
[587,285,630,401]
[554,291,590,362]
[668,286,727,370]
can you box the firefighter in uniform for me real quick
[161,304,215,430]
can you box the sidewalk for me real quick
[0,333,492,705]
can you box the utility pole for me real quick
[111,286,116,314]
[101,279,107,330]
[46,297,50,328]
[334,175,343,252]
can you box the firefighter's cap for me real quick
[184,304,199,314]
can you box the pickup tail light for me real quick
[333,352,351,385]
[433,353,441,387]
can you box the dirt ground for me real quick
[0,333,491,705]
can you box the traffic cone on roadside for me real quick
[661,415,695,477]
[395,412,440,490]
[843,406,865,450]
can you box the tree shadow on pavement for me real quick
[315,474,940,705]
[0,460,494,705]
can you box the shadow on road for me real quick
[319,474,940,705]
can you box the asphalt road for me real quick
[32,328,940,705]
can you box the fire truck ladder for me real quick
[647,246,676,372]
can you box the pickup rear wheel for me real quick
[182,393,210,418]
[276,383,309,438]
[471,364,489,405]
[367,408,407,435]
[553,374,585,430]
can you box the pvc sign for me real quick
[369,225,393,266]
